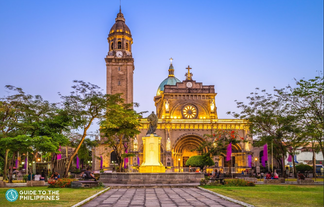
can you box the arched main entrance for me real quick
[173,134,204,168]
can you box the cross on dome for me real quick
[186,65,192,80]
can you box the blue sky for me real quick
[0,0,323,133]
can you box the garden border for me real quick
[198,186,255,207]
[71,187,110,207]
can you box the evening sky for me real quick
[0,0,323,134]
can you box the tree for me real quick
[289,76,324,163]
[60,80,118,177]
[198,129,244,174]
[0,100,20,180]
[0,135,32,182]
[100,99,141,172]
[185,155,214,172]
[227,88,299,177]
[70,135,99,170]
[0,86,30,180]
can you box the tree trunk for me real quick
[9,152,16,183]
[312,150,316,178]
[292,153,297,178]
[63,117,95,178]
[3,149,9,180]
[116,135,124,172]
[282,153,286,178]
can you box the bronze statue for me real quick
[147,111,158,135]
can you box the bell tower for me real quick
[105,8,134,104]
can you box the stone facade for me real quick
[105,10,134,104]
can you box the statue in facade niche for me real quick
[147,111,158,135]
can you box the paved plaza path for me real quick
[81,187,243,207]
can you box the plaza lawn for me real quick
[203,185,324,207]
[0,186,106,207]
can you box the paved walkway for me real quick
[82,187,243,207]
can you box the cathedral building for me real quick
[93,10,252,173]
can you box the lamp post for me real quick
[178,158,180,173]
[254,157,258,180]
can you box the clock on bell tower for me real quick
[105,8,134,104]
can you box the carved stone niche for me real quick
[166,152,172,167]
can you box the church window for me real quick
[111,42,114,50]
[118,81,121,86]
[110,151,118,164]
[126,43,129,50]
[118,41,122,49]
[133,137,138,151]
[118,67,121,71]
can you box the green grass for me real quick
[0,186,106,207]
[285,178,324,182]
[203,185,324,207]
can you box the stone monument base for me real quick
[99,172,203,184]
[139,165,165,173]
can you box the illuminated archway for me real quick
[173,134,205,167]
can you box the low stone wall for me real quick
[71,181,99,188]
[297,178,314,185]
[240,177,258,183]
[0,181,6,187]
[99,172,204,184]
[27,181,45,187]
[263,178,285,184]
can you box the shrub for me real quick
[209,181,222,186]
[296,164,313,173]
[200,178,208,186]
[23,175,28,182]
[186,155,214,171]
[98,182,104,187]
[224,179,255,186]
[48,178,76,188]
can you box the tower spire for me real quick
[119,0,121,13]
[168,58,174,77]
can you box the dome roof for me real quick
[156,61,181,96]
[109,11,131,35]
[156,76,181,96]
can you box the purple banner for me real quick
[15,159,19,169]
[288,154,292,162]
[57,146,61,160]
[137,156,140,166]
[100,156,103,169]
[262,156,266,167]
[76,155,79,169]
[263,144,268,161]
[248,155,252,168]
[226,143,232,161]
[24,157,27,169]
[124,143,128,169]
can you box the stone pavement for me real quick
[82,187,243,207]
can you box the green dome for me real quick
[156,76,181,96]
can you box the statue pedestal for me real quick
[139,134,165,173]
